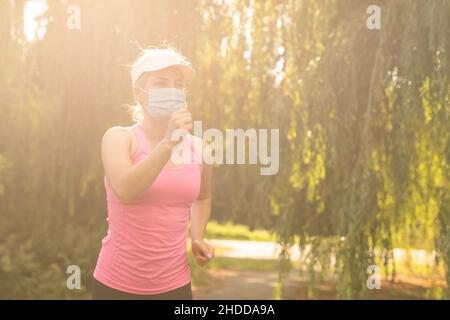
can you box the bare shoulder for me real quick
[102,126,133,146]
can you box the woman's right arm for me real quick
[101,108,192,204]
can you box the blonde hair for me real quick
[126,43,191,124]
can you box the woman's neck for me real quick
[140,116,167,144]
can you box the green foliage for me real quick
[0,0,448,299]
[269,0,450,299]
[203,220,275,242]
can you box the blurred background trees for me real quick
[0,0,448,299]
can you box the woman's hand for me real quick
[191,239,215,267]
[163,106,193,147]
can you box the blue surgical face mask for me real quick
[141,88,186,121]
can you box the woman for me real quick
[92,47,214,300]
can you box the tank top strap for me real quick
[132,123,202,166]
[131,122,150,155]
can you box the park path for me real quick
[206,239,435,264]
[192,239,300,300]
[193,269,303,300]
[191,239,438,300]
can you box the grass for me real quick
[202,220,276,242]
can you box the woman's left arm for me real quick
[190,140,214,266]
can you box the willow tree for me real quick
[189,0,449,298]
[269,0,449,298]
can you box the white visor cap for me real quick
[130,49,196,87]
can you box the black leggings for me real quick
[92,278,193,300]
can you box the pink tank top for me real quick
[93,122,203,295]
